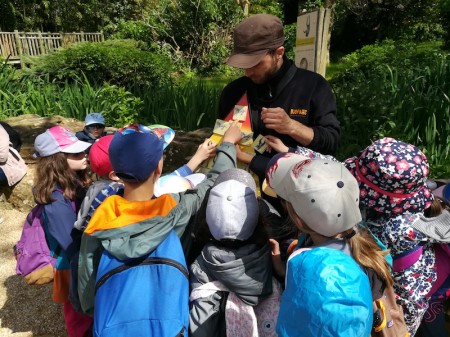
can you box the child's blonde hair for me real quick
[285,200,393,288]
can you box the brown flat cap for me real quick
[227,14,284,69]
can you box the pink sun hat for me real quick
[34,126,91,157]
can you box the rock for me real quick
[0,114,212,212]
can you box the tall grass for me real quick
[0,63,225,132]
[333,54,450,178]
[133,80,225,130]
[0,65,142,125]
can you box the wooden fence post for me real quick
[60,32,64,48]
[100,30,104,42]
[37,31,45,55]
[13,30,24,68]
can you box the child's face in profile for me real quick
[86,124,105,138]
[66,152,88,171]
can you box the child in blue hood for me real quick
[266,154,394,337]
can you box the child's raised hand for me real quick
[186,139,216,172]
[235,144,255,164]
[196,139,216,161]
[269,238,286,279]
[223,121,242,144]
[264,135,289,153]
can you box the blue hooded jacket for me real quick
[277,247,373,337]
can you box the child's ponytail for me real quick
[348,227,393,288]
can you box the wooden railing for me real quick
[0,31,104,67]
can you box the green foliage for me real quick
[4,0,154,32]
[140,0,243,74]
[249,0,283,16]
[0,65,142,128]
[29,39,172,89]
[284,23,297,61]
[97,84,141,127]
[330,41,450,178]
[133,79,224,130]
[0,63,224,131]
[441,0,450,49]
[331,0,444,54]
[0,1,16,30]
[104,20,154,44]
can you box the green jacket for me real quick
[78,142,237,315]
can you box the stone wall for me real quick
[0,114,212,212]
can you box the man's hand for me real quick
[261,107,314,147]
[261,107,294,135]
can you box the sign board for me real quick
[295,8,331,77]
[295,10,319,72]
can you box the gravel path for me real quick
[0,206,66,337]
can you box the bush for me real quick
[29,39,173,89]
[333,39,443,77]
[0,65,142,127]
[330,41,450,178]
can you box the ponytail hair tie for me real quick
[344,228,357,240]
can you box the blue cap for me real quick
[109,124,166,182]
[85,113,105,126]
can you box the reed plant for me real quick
[334,53,450,177]
[133,79,225,130]
[1,64,224,131]
[0,66,141,125]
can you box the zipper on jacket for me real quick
[95,257,189,293]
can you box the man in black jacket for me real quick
[219,14,340,181]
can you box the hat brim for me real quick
[433,183,450,203]
[154,175,193,197]
[62,140,92,154]
[226,50,269,69]
[148,124,175,149]
[344,156,434,215]
[262,179,277,198]
[85,121,105,126]
[185,173,206,187]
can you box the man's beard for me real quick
[252,57,279,85]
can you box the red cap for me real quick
[89,135,113,177]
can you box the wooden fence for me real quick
[0,31,104,67]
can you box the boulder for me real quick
[0,114,212,212]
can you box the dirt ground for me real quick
[0,206,66,337]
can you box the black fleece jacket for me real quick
[219,56,340,180]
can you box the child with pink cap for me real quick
[33,125,93,337]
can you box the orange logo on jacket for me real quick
[290,109,308,116]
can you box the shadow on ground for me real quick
[0,275,66,336]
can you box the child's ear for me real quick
[285,201,304,230]
[154,158,163,179]
[108,171,121,182]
